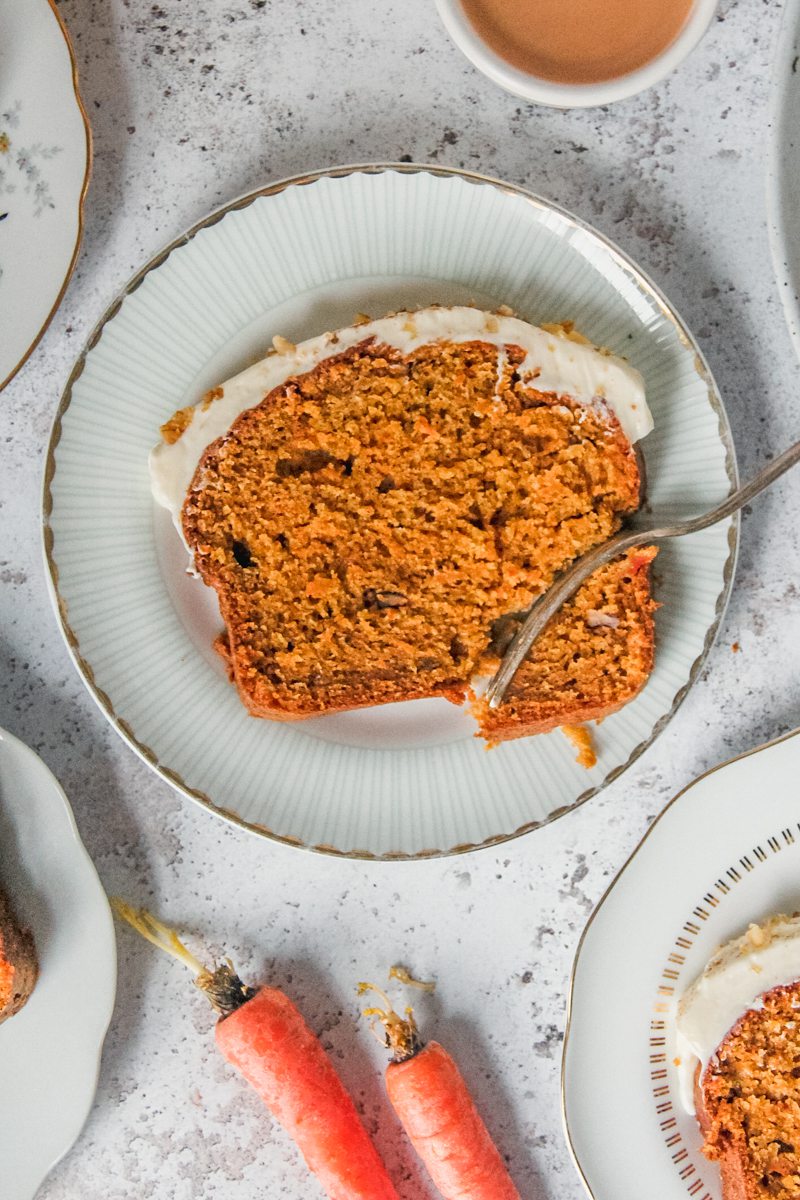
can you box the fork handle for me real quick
[486,437,800,709]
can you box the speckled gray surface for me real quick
[4,0,800,1196]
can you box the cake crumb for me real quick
[561,724,597,769]
[160,406,194,444]
[747,922,768,949]
[272,334,296,355]
[201,386,224,411]
[732,641,740,652]
[541,320,592,346]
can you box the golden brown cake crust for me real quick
[0,886,38,1024]
[182,333,651,735]
[697,983,800,1200]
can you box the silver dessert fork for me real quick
[486,438,800,709]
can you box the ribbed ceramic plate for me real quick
[563,728,800,1200]
[44,165,737,858]
[0,0,91,389]
[0,726,116,1200]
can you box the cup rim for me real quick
[434,0,718,108]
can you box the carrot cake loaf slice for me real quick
[676,914,800,1200]
[150,305,656,741]
[0,885,38,1023]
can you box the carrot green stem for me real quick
[111,898,256,1019]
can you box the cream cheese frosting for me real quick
[149,305,652,533]
[675,914,800,1115]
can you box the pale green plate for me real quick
[44,165,737,858]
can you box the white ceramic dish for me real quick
[0,0,90,389]
[44,164,736,859]
[767,0,800,360]
[563,728,800,1200]
[0,726,116,1200]
[434,0,718,108]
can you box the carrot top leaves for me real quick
[388,965,436,993]
[357,981,424,1064]
[112,899,205,972]
[111,899,256,1019]
[195,961,258,1018]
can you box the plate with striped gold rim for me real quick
[563,728,800,1200]
[44,164,737,858]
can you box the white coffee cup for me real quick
[434,0,718,108]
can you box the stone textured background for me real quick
[3,0,800,1195]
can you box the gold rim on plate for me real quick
[42,162,739,860]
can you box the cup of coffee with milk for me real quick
[435,0,718,107]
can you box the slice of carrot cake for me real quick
[677,915,800,1200]
[150,305,655,741]
[0,885,38,1023]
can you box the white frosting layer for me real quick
[675,914,800,1115]
[149,305,652,529]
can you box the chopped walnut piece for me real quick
[587,609,620,629]
[272,334,296,355]
[363,589,408,610]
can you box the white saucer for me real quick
[563,728,800,1200]
[0,726,116,1200]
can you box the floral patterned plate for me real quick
[0,0,90,390]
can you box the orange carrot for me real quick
[216,987,399,1200]
[113,903,399,1200]
[360,982,520,1200]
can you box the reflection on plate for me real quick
[563,728,800,1200]
[45,164,736,859]
[0,726,116,1200]
[0,0,90,389]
